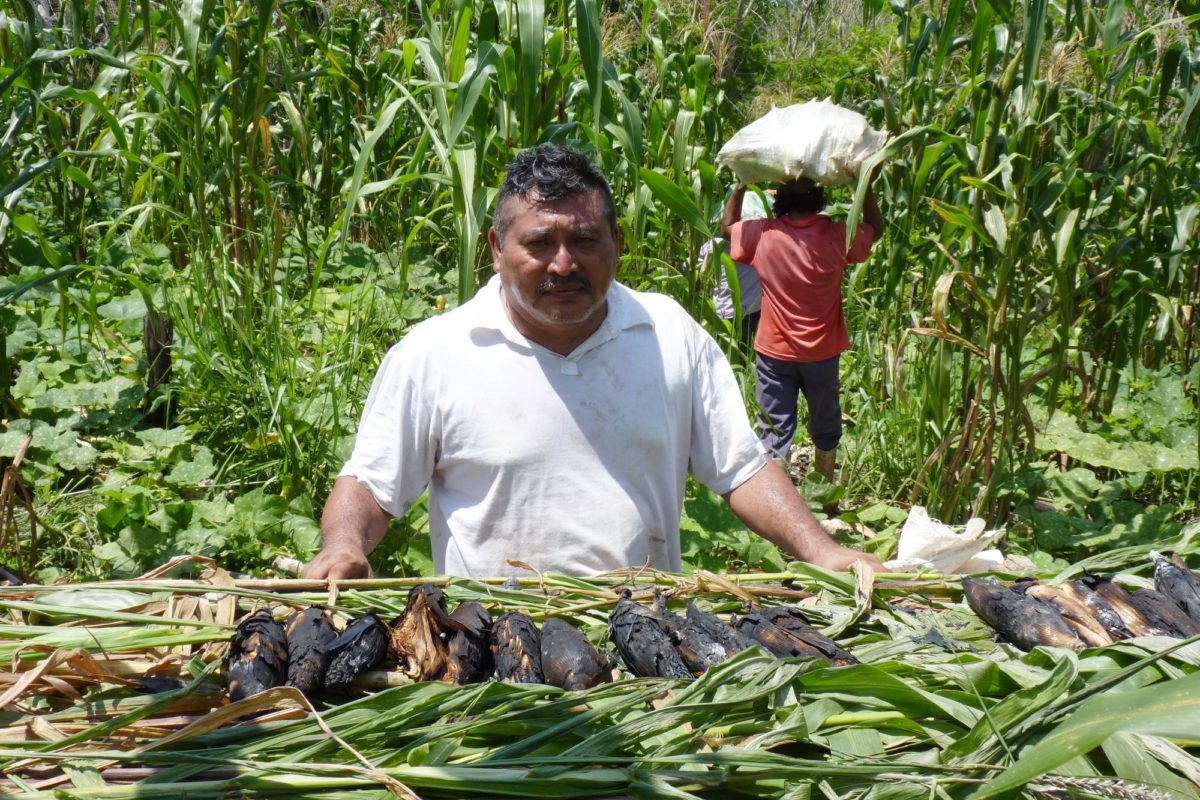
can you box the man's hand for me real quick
[301,544,374,580]
[805,544,884,573]
[302,476,392,581]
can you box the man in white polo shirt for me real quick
[303,144,882,580]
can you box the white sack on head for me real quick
[717,99,888,187]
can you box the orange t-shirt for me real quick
[730,215,876,363]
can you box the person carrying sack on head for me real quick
[721,174,883,495]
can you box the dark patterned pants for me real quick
[754,353,842,460]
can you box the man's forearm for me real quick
[864,186,884,238]
[723,460,882,571]
[321,475,391,555]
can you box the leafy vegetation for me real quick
[3,565,1200,797]
[1,0,1197,582]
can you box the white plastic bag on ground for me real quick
[717,99,888,187]
[883,506,1014,574]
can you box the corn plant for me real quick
[841,0,1199,519]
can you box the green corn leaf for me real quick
[449,42,500,145]
[982,205,1007,251]
[1054,207,1079,266]
[516,0,545,147]
[1103,0,1126,52]
[640,168,708,235]
[1021,0,1048,112]
[970,670,1200,798]
[1101,732,1197,798]
[574,0,604,126]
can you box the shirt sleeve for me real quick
[729,219,765,265]
[338,341,440,519]
[686,323,768,495]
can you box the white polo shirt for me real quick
[340,276,767,577]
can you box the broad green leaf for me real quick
[165,447,216,486]
[138,427,194,451]
[970,671,1200,798]
[1038,413,1196,472]
[97,293,147,321]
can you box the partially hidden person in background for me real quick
[304,143,883,580]
[721,174,883,487]
[702,189,771,348]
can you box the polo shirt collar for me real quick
[471,275,653,356]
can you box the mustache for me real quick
[536,275,591,295]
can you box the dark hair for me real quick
[492,143,617,243]
[773,179,825,217]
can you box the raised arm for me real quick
[302,476,393,579]
[863,185,884,239]
[720,184,747,238]
[862,164,884,238]
[723,460,883,572]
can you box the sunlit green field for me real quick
[0,0,1196,583]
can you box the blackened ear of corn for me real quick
[674,623,729,675]
[285,607,337,699]
[1128,588,1200,638]
[677,603,759,673]
[1151,551,1200,625]
[491,612,544,684]
[226,608,288,702]
[674,602,757,675]
[445,602,493,685]
[685,602,759,655]
[540,617,609,691]
[1061,581,1134,640]
[1079,575,1170,637]
[389,584,456,681]
[1013,581,1114,648]
[608,594,691,679]
[962,577,1084,652]
[324,612,388,691]
[650,592,686,637]
[735,606,858,665]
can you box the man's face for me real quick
[488,190,619,353]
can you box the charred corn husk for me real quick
[389,584,457,681]
[1079,575,1171,637]
[1060,581,1134,640]
[445,601,493,685]
[491,612,544,684]
[540,617,610,691]
[325,612,388,691]
[226,608,288,702]
[1014,581,1113,648]
[608,594,691,679]
[1128,589,1200,638]
[962,577,1084,652]
[284,607,337,699]
[674,603,758,674]
[685,603,758,656]
[736,606,858,665]
[1151,551,1200,626]
[650,593,687,637]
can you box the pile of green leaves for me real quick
[2,561,1200,798]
